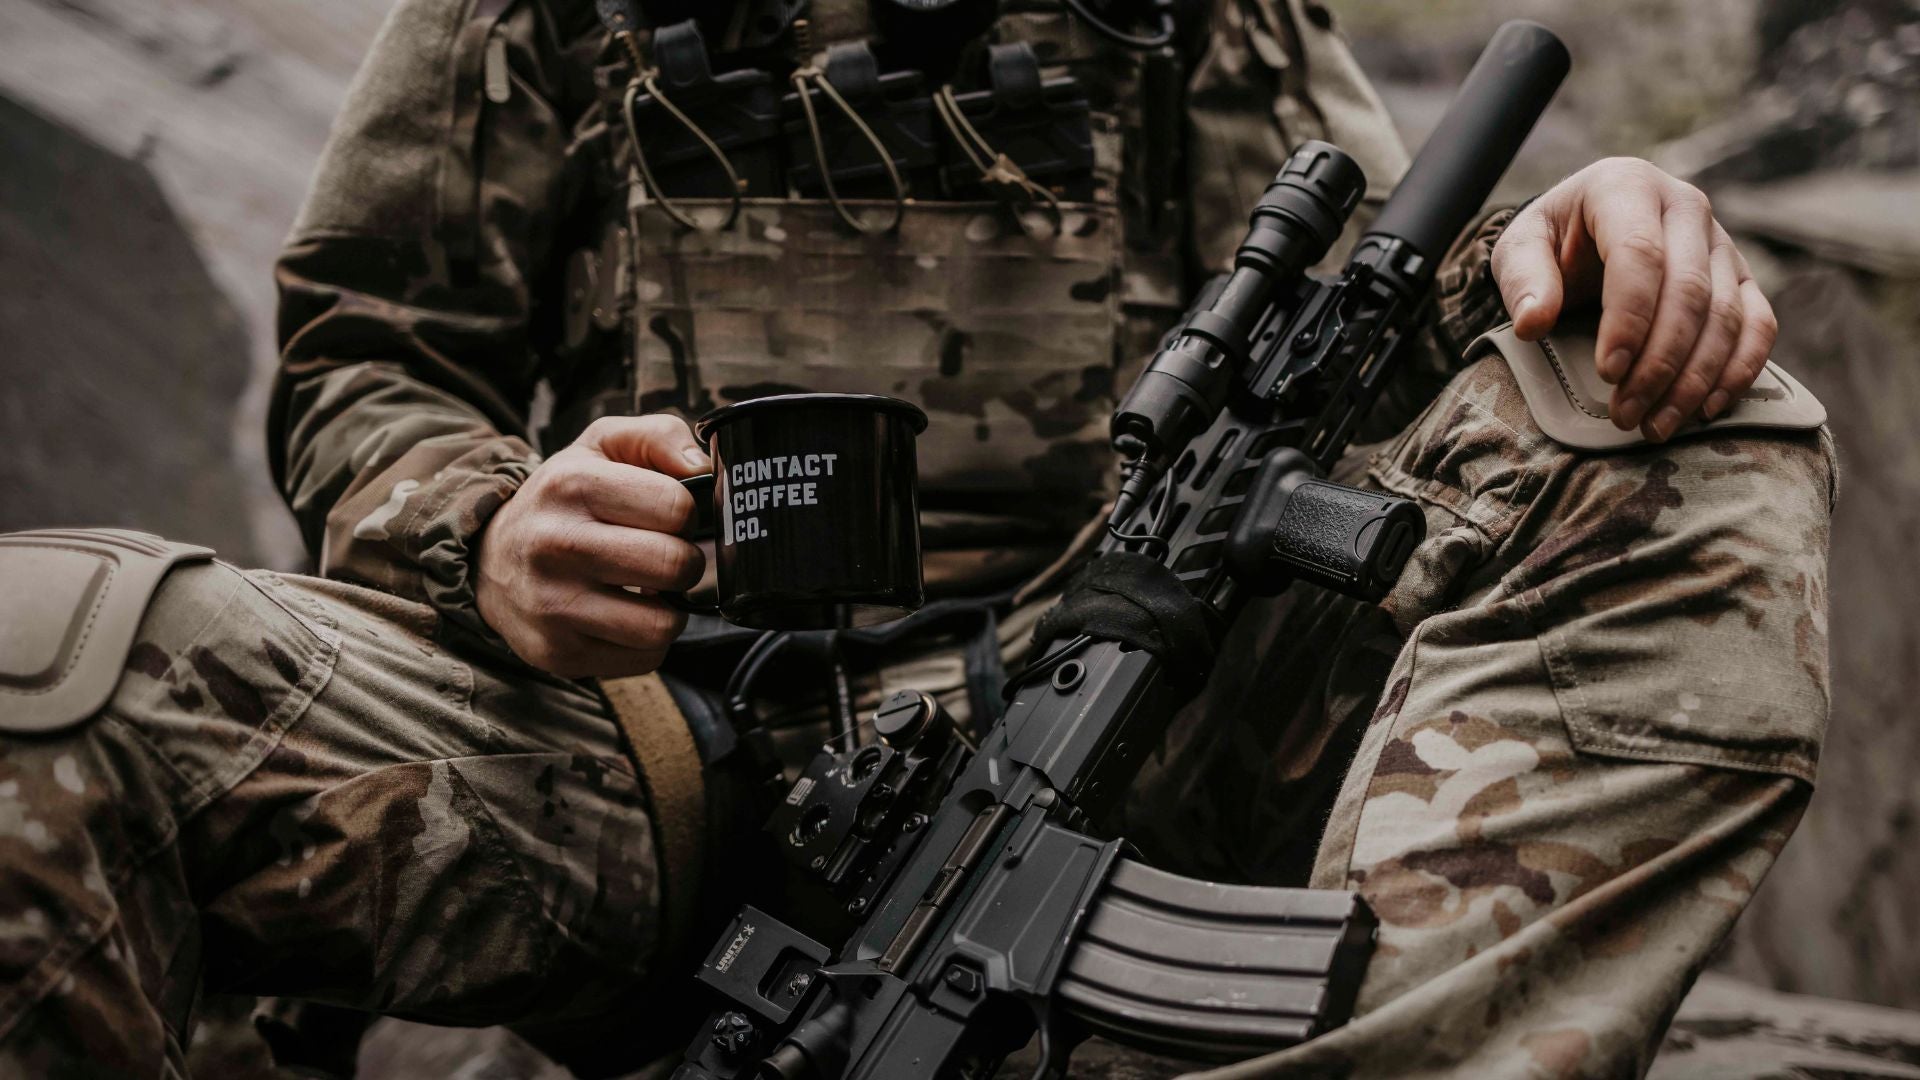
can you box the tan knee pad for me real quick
[0,529,213,733]
[1473,321,1826,450]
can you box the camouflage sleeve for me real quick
[1185,0,1413,273]
[269,0,610,636]
[1430,205,1517,357]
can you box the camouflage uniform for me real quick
[1133,352,1834,1079]
[0,1,1836,1078]
[0,560,669,1079]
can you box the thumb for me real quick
[1491,204,1566,342]
[578,415,710,478]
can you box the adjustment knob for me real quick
[873,689,937,746]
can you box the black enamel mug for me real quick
[675,394,926,630]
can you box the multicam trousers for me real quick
[0,355,1834,1079]
[1128,352,1833,1078]
[0,569,662,1079]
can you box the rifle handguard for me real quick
[1226,449,1425,601]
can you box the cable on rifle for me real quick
[1105,462,1177,557]
[723,630,789,730]
[1000,633,1094,701]
[725,629,860,745]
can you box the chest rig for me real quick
[550,1,1215,591]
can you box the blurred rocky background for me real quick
[1,0,1916,1075]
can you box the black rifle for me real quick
[673,21,1569,1079]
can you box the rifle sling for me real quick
[601,673,708,973]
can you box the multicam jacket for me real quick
[269,0,1511,644]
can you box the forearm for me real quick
[267,0,607,626]
[274,360,536,634]
[271,229,547,634]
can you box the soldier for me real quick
[0,2,1830,1078]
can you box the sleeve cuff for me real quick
[414,444,538,652]
[320,434,538,652]
[1432,205,1521,360]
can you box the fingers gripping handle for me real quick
[1366,19,1570,262]
[1226,450,1425,602]
[662,472,720,616]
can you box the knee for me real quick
[0,556,300,866]
[1,554,341,892]
[0,530,335,744]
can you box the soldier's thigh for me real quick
[2,559,339,1077]
[0,562,661,1075]
[183,572,663,1018]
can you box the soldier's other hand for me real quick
[1490,157,1778,442]
[476,415,709,678]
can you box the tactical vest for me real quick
[543,0,1408,593]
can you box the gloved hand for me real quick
[1491,157,1779,442]
[477,415,709,678]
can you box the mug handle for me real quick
[661,472,720,616]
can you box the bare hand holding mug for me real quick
[476,415,709,679]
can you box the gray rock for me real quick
[0,93,258,560]
[1658,2,1920,185]
[1653,973,1920,1078]
[1712,170,1920,276]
